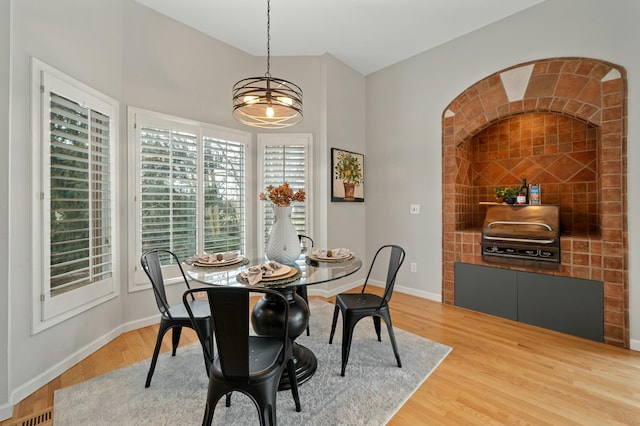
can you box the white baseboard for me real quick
[8,314,161,414]
[306,280,363,298]
[307,278,442,303]
[394,283,442,302]
[630,338,640,352]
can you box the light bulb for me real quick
[266,105,274,118]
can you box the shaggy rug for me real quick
[54,300,451,425]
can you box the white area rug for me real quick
[54,300,451,425]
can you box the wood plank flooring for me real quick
[3,288,640,425]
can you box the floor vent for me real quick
[6,407,53,426]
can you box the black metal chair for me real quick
[183,286,301,426]
[140,249,212,388]
[329,244,406,376]
[297,234,314,336]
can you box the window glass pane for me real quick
[49,92,112,296]
[203,137,245,254]
[90,109,113,283]
[137,119,247,264]
[262,144,307,244]
[140,126,198,261]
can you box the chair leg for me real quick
[384,314,402,368]
[202,398,215,426]
[259,404,276,426]
[255,384,277,426]
[203,383,231,425]
[329,305,340,344]
[145,324,168,388]
[287,358,302,412]
[373,316,382,342]
[340,314,357,377]
[171,326,182,356]
[195,319,213,377]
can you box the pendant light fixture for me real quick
[232,0,303,129]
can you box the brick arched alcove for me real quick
[441,57,628,346]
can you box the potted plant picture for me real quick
[331,148,364,202]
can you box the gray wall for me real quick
[3,0,366,418]
[365,0,640,345]
[1,0,11,416]
[4,0,640,419]
[6,1,126,415]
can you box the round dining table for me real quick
[185,253,362,389]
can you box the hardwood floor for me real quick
[3,289,640,425]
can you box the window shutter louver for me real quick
[140,126,198,261]
[34,59,119,330]
[203,136,246,254]
[49,92,113,294]
[262,144,308,243]
[136,116,247,267]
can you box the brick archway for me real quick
[441,58,628,346]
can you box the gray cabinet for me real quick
[454,262,604,342]
[454,263,518,320]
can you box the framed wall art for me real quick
[331,148,364,202]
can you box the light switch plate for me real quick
[410,204,420,215]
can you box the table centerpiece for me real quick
[260,182,306,263]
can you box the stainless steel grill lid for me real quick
[481,204,561,265]
[482,205,559,242]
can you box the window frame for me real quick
[128,107,251,292]
[257,133,313,259]
[30,58,120,333]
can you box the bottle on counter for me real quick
[529,184,541,204]
[516,178,528,205]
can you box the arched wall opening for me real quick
[441,57,628,347]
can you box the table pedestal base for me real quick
[278,343,317,390]
[251,287,315,390]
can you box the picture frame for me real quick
[331,148,364,202]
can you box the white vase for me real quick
[265,205,301,264]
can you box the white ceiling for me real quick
[136,0,545,76]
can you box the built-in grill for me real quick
[481,204,561,265]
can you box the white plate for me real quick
[193,255,242,267]
[259,265,296,281]
[261,264,292,278]
[312,252,352,260]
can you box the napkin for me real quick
[240,261,282,285]
[195,251,237,263]
[312,247,351,258]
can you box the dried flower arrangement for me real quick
[259,182,306,207]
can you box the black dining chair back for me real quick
[329,244,406,376]
[379,244,405,305]
[297,234,314,336]
[183,286,301,426]
[140,249,211,388]
[298,234,314,253]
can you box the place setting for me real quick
[236,260,301,286]
[306,247,353,263]
[184,251,248,268]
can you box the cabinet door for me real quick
[454,263,518,320]
[518,272,604,342]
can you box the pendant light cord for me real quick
[265,0,271,78]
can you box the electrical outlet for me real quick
[410,262,417,273]
[410,204,420,215]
